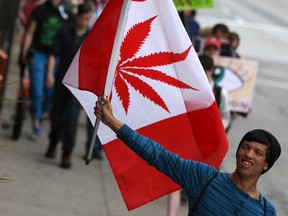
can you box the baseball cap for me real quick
[204,36,221,49]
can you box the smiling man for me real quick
[94,97,281,215]
[230,129,281,201]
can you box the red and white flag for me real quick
[63,0,229,211]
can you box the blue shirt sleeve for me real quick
[116,124,216,193]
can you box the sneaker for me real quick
[29,126,41,141]
[60,153,72,169]
[41,112,50,121]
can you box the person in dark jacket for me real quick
[44,2,94,168]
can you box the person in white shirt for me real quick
[199,53,231,131]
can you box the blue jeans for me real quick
[30,50,54,119]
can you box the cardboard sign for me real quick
[213,56,258,113]
[173,0,214,10]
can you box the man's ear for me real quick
[263,162,269,171]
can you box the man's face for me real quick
[49,0,62,7]
[236,141,269,177]
[215,31,229,44]
[204,45,220,57]
[76,12,93,29]
[231,39,239,49]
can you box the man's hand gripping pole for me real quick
[85,97,105,165]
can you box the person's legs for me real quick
[61,96,81,168]
[29,50,47,140]
[167,190,181,216]
[45,85,67,158]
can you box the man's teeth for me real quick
[242,160,252,166]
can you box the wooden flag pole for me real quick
[85,0,131,165]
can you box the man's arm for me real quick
[94,97,187,186]
[21,19,37,64]
[94,97,213,191]
[46,55,56,87]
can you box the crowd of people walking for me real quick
[17,0,107,168]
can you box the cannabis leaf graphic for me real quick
[114,15,198,114]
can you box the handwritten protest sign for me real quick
[213,56,258,113]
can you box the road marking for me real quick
[220,6,231,16]
[259,69,288,80]
[256,78,288,90]
[234,16,245,26]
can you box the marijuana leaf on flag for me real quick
[115,15,198,113]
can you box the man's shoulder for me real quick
[262,196,277,215]
[213,83,222,92]
[30,2,55,20]
[34,2,51,12]
[30,3,45,18]
[214,84,229,98]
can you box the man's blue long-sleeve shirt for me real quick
[117,124,276,215]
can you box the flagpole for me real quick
[85,0,131,165]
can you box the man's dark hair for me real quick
[229,32,240,43]
[191,10,197,17]
[236,129,281,174]
[212,23,229,35]
[198,54,214,71]
[77,2,93,15]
